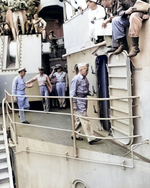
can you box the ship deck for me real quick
[9,107,139,160]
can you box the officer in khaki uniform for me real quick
[70,62,101,145]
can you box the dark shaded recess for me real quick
[39,5,63,21]
[96,55,111,131]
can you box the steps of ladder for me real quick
[0,131,3,135]
[0,153,7,161]
[0,172,9,181]
[0,182,10,188]
[0,144,5,151]
[0,162,8,170]
[0,135,4,143]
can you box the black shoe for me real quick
[107,47,118,53]
[22,121,30,124]
[71,136,83,141]
[89,138,101,145]
[94,36,104,44]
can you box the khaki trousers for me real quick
[73,111,95,142]
[13,10,26,35]
[129,12,143,38]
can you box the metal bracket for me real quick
[122,160,126,170]
[92,85,96,94]
[108,128,113,136]
[93,105,98,113]
[91,66,95,74]
[65,152,69,161]
[26,147,29,154]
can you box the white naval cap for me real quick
[18,67,27,73]
[38,66,44,70]
[77,62,89,69]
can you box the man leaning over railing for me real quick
[70,62,101,145]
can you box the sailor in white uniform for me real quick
[87,0,106,43]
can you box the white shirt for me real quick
[34,74,47,86]
[88,5,106,39]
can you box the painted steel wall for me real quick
[130,19,150,159]
[0,35,42,102]
[63,10,92,54]
[15,137,150,188]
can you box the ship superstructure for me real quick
[0,0,150,188]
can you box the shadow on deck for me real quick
[15,108,133,159]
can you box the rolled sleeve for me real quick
[70,78,77,103]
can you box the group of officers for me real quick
[0,0,48,41]
[64,0,150,57]
[12,62,101,145]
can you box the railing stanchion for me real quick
[11,96,17,144]
[5,91,9,128]
[70,97,78,157]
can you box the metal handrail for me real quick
[5,100,140,121]
[6,113,142,140]
[2,98,14,188]
[4,90,148,169]
[5,92,141,141]
[5,90,139,100]
[12,148,135,169]
[4,90,141,158]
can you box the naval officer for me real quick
[50,64,67,109]
[26,67,52,112]
[12,67,32,124]
[70,62,101,145]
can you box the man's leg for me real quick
[23,97,30,123]
[17,97,26,123]
[112,16,129,54]
[13,12,19,36]
[20,11,25,34]
[80,112,101,144]
[24,97,30,110]
[6,9,16,40]
[107,35,119,53]
[128,12,144,57]
[61,82,66,108]
[80,117,94,142]
[40,86,45,110]
[42,29,46,42]
[71,115,83,140]
[56,83,63,108]
[44,87,50,112]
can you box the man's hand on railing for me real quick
[102,18,110,28]
[13,96,17,102]
[88,91,94,97]
[73,102,77,110]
